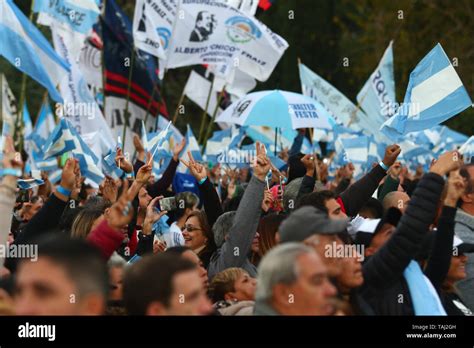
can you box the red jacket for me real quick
[87,220,125,260]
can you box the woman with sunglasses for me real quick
[182,210,216,269]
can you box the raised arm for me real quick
[363,151,462,289]
[209,142,269,277]
[181,150,223,228]
[424,170,466,289]
[147,138,185,198]
[0,137,21,266]
[15,158,80,244]
[340,144,401,216]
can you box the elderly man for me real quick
[254,243,337,315]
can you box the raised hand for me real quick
[173,138,186,161]
[444,170,466,207]
[388,161,402,180]
[261,189,274,212]
[143,196,168,235]
[106,179,134,231]
[133,134,146,162]
[60,158,78,192]
[102,176,119,203]
[382,144,402,168]
[252,142,271,181]
[300,154,317,177]
[115,147,133,174]
[135,152,153,185]
[153,240,167,253]
[181,151,207,182]
[430,150,463,176]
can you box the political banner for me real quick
[51,22,114,155]
[167,0,288,81]
[133,0,177,60]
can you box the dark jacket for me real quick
[425,206,473,316]
[5,193,68,273]
[133,158,179,198]
[357,172,445,315]
[297,164,387,217]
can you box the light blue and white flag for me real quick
[33,100,57,142]
[357,41,397,134]
[42,118,77,159]
[337,135,369,164]
[147,121,173,160]
[42,118,104,185]
[381,43,472,141]
[0,0,70,102]
[34,0,100,34]
[17,178,45,190]
[459,136,474,163]
[207,126,247,167]
[22,102,35,171]
[48,168,63,184]
[22,102,33,141]
[177,125,202,173]
[299,62,361,129]
[51,22,114,152]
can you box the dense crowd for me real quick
[0,130,473,316]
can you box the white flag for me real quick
[167,0,288,81]
[133,0,177,60]
[51,23,114,155]
[0,74,18,151]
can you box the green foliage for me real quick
[1,0,472,137]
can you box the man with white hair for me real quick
[254,243,337,315]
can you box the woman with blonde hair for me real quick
[209,267,256,316]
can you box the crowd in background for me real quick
[0,128,473,316]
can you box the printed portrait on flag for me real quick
[189,11,217,42]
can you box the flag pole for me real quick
[172,89,186,124]
[274,127,278,156]
[201,85,226,154]
[198,74,215,144]
[14,0,36,154]
[100,0,107,120]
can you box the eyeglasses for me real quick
[182,225,202,232]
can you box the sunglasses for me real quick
[182,225,202,232]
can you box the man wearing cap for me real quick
[278,206,349,278]
[281,151,462,315]
[455,163,474,310]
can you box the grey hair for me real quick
[108,252,127,268]
[283,177,303,213]
[213,211,236,248]
[255,242,314,303]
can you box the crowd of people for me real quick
[0,128,473,316]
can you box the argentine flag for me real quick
[0,0,70,102]
[459,136,474,163]
[42,118,104,185]
[33,0,100,34]
[381,43,472,141]
[17,178,45,190]
[356,41,397,142]
[177,125,202,173]
[16,179,44,190]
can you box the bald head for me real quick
[382,191,410,213]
